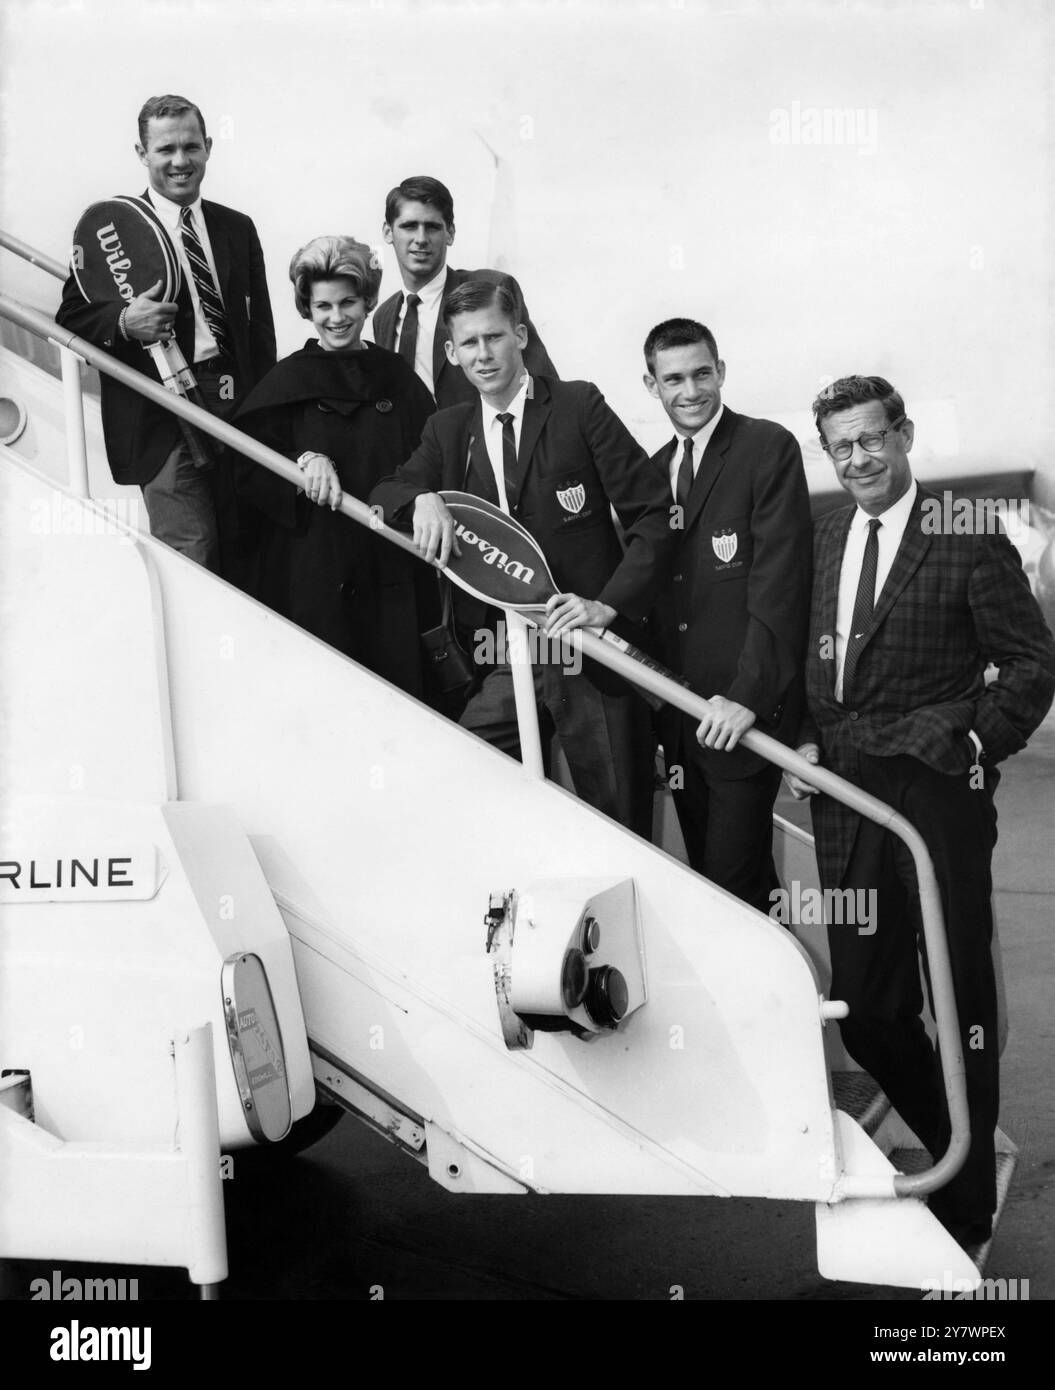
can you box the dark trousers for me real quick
[141,437,219,569]
[828,752,999,1223]
[140,358,258,592]
[666,724,782,912]
[458,633,655,838]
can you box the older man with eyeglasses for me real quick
[785,374,1055,1250]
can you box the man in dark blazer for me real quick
[371,280,674,835]
[642,318,812,910]
[56,94,276,581]
[366,175,555,409]
[786,373,1055,1246]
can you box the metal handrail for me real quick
[0,228,67,281]
[0,268,968,1203]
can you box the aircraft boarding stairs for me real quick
[0,283,1014,1297]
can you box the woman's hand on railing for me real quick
[297,453,342,510]
[785,742,821,799]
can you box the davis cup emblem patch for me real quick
[712,530,738,563]
[556,483,586,515]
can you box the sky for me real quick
[0,0,1051,470]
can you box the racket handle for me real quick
[177,419,215,470]
[599,631,691,711]
[146,340,188,393]
[145,342,215,468]
[159,338,202,397]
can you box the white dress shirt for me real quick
[834,479,917,702]
[147,189,224,363]
[480,374,532,513]
[668,405,725,499]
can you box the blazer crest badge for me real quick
[712,529,738,563]
[556,483,586,515]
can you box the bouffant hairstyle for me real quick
[289,236,382,319]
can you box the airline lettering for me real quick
[0,857,134,890]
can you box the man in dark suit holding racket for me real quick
[785,373,1055,1245]
[366,175,555,409]
[642,318,812,910]
[370,279,673,835]
[56,93,275,580]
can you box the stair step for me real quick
[831,1069,890,1137]
[834,1070,1019,1270]
[888,1145,931,1176]
[974,1148,1017,1267]
[889,1145,1017,1268]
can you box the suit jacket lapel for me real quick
[653,440,677,511]
[462,400,491,493]
[373,294,398,351]
[867,489,933,634]
[200,200,230,298]
[683,408,736,533]
[433,266,461,392]
[508,378,550,508]
[819,509,854,694]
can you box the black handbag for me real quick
[420,577,475,697]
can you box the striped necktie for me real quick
[179,206,229,357]
[841,517,881,707]
[496,412,519,507]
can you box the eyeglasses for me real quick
[822,417,906,463]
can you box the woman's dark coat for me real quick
[235,340,437,697]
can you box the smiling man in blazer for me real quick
[367,176,556,409]
[785,373,1055,1246]
[643,318,812,910]
[56,93,276,581]
[370,280,674,835]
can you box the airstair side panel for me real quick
[1,454,842,1202]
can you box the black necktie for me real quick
[398,293,421,366]
[179,206,229,356]
[842,517,881,707]
[675,435,695,512]
[496,411,519,507]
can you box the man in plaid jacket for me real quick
[785,374,1055,1247]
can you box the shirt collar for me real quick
[147,188,204,229]
[481,373,532,429]
[674,403,724,458]
[404,265,447,309]
[851,477,918,533]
